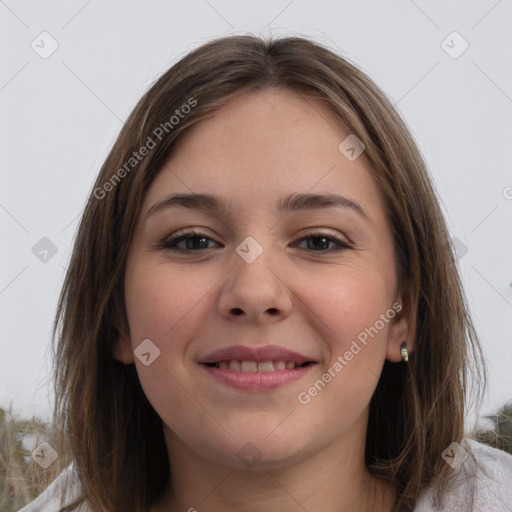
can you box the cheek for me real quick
[123,262,218,431]
[124,260,216,346]
[123,261,218,408]
[293,266,393,417]
[296,262,393,356]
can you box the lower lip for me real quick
[200,364,315,391]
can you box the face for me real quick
[115,88,412,470]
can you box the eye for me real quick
[293,233,351,252]
[161,230,222,251]
[160,230,351,253]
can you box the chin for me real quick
[205,423,320,471]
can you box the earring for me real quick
[400,341,409,362]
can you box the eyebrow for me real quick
[145,192,370,222]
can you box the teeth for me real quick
[228,360,241,371]
[240,361,258,372]
[274,360,286,370]
[214,360,302,372]
[257,361,275,373]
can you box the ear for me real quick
[385,292,416,363]
[112,334,135,365]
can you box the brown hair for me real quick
[51,35,485,512]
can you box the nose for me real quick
[217,242,294,325]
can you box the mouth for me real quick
[197,345,318,391]
[203,360,315,371]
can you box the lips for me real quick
[197,345,317,391]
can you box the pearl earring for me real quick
[400,341,409,362]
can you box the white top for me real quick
[19,439,512,512]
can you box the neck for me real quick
[151,421,396,512]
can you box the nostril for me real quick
[231,308,244,316]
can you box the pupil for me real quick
[309,236,329,250]
[186,236,208,250]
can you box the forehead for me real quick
[171,88,350,174]
[142,88,384,222]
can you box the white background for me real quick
[1,0,511,432]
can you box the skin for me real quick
[114,88,415,512]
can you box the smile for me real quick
[197,344,318,391]
[204,360,313,372]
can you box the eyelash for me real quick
[161,229,352,253]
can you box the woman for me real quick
[20,35,512,512]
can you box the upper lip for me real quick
[197,345,316,365]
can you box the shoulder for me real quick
[414,439,512,511]
[18,464,91,512]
